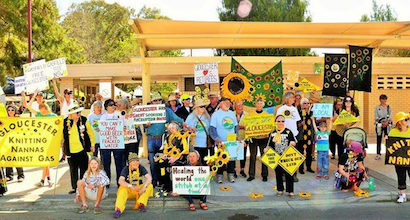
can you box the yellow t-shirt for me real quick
[68,121,95,153]
[388,128,410,138]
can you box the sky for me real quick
[55,0,410,56]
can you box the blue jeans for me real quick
[101,149,125,186]
[317,151,329,176]
[147,136,163,184]
[183,195,207,204]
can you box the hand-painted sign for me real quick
[99,120,125,149]
[194,63,219,85]
[132,104,166,124]
[172,166,210,195]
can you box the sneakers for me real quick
[228,174,235,183]
[77,204,89,214]
[217,175,223,184]
[48,180,53,187]
[113,208,121,218]
[306,169,315,173]
[36,180,45,187]
[299,170,305,174]
[276,191,284,197]
[93,206,102,215]
[247,176,255,182]
[68,189,76,194]
[240,170,247,178]
[293,176,299,182]
[17,176,24,182]
[375,155,381,160]
[6,176,13,182]
[397,194,407,203]
[138,203,146,212]
[323,175,329,180]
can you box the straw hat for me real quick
[193,99,209,109]
[208,91,219,98]
[151,92,162,101]
[168,94,177,102]
[67,103,84,115]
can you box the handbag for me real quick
[196,116,213,148]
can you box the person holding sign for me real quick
[330,99,343,159]
[266,115,297,198]
[22,91,56,187]
[210,97,239,184]
[5,105,24,183]
[100,99,126,187]
[63,104,95,194]
[117,99,141,159]
[312,119,332,179]
[335,142,369,193]
[247,99,269,182]
[114,153,153,218]
[388,112,410,203]
[297,98,315,174]
[75,157,110,214]
[186,99,211,164]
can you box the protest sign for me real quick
[99,120,125,149]
[333,110,360,125]
[312,103,333,118]
[194,63,219,85]
[261,147,281,170]
[132,104,166,125]
[297,78,321,93]
[242,112,275,139]
[385,137,410,167]
[0,104,8,117]
[46,57,67,78]
[14,76,26,94]
[23,59,49,94]
[0,116,63,167]
[172,166,210,195]
[278,146,305,175]
[224,141,244,161]
[99,82,112,99]
[124,113,138,144]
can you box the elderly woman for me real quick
[183,151,208,211]
[266,115,297,198]
[88,101,103,158]
[5,105,24,182]
[388,112,410,203]
[247,99,269,182]
[297,98,315,174]
[276,92,301,140]
[186,99,210,164]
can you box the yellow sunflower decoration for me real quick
[219,186,232,191]
[254,93,266,102]
[298,192,312,199]
[221,72,252,103]
[272,186,277,190]
[249,193,264,199]
[354,189,370,198]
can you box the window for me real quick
[377,75,410,90]
[184,77,209,92]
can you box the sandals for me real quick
[276,191,284,197]
[189,204,196,211]
[199,201,208,210]
[288,193,295,198]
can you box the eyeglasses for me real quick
[303,102,311,105]
[276,120,285,123]
[108,103,116,107]
[153,99,162,102]
[405,118,409,122]
[7,109,15,112]
[345,99,352,103]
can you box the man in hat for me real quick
[206,92,219,116]
[114,153,153,218]
[175,94,192,121]
[52,79,74,117]
[63,103,95,194]
[145,92,184,187]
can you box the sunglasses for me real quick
[153,99,162,102]
[345,100,352,102]
[199,106,206,109]
[303,102,311,104]
[276,120,285,123]
[405,118,409,122]
[108,103,116,107]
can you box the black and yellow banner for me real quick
[385,137,410,167]
[0,117,63,167]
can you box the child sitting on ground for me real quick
[313,118,332,179]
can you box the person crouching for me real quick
[113,153,153,218]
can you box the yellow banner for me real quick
[0,104,7,117]
[333,110,360,125]
[278,146,305,175]
[0,117,63,167]
[296,78,321,93]
[242,112,275,139]
[261,147,281,170]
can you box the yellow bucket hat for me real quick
[393,112,409,124]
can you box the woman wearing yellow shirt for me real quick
[63,104,95,194]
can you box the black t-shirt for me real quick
[338,152,364,173]
[120,165,148,185]
[206,103,218,116]
[267,128,296,154]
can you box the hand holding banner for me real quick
[385,137,410,167]
[242,112,275,139]
[132,104,166,124]
[172,166,210,195]
[333,110,360,125]
[312,103,333,118]
[224,141,244,161]
[194,63,219,85]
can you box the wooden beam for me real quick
[368,23,410,48]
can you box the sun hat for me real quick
[193,99,209,109]
[168,94,177,102]
[151,92,162,101]
[67,103,84,115]
[393,112,409,124]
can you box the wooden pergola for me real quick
[129,19,410,156]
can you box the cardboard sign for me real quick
[14,76,26,94]
[385,137,410,167]
[297,77,321,93]
[194,63,219,85]
[172,166,210,195]
[242,112,275,139]
[23,59,49,94]
[0,116,63,167]
[333,110,360,125]
[124,113,138,144]
[224,141,244,161]
[312,103,333,118]
[132,104,166,125]
[99,82,112,99]
[99,120,125,149]
[278,146,305,175]
[261,147,281,170]
[46,57,67,78]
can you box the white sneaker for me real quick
[217,175,223,184]
[228,174,235,183]
[36,181,45,187]
[48,180,54,187]
[397,194,407,203]
[375,155,381,160]
[17,177,24,182]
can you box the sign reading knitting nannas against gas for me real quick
[0,117,63,167]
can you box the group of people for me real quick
[0,85,409,217]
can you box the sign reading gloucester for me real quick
[194,63,219,85]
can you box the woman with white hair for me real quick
[88,101,103,158]
[296,98,315,174]
[276,92,301,139]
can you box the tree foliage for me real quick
[216,0,312,56]
[0,0,85,85]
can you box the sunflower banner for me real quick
[0,117,63,167]
[221,58,283,107]
[323,54,348,97]
[348,45,373,92]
